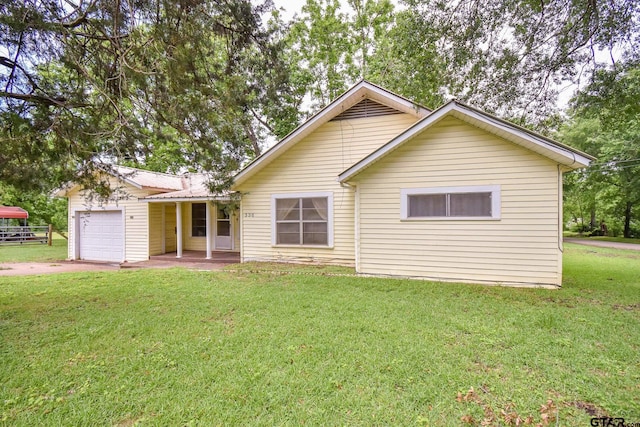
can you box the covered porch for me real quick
[149,250,240,264]
[144,191,240,260]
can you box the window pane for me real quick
[303,222,327,245]
[277,222,300,244]
[276,199,300,220]
[450,192,492,216]
[217,206,230,220]
[217,220,230,236]
[192,203,207,236]
[408,194,446,217]
[302,197,328,220]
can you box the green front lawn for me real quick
[1,244,638,425]
[0,237,67,263]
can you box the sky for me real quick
[268,0,404,20]
[270,0,305,19]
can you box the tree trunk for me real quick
[244,124,261,157]
[624,201,632,238]
[590,207,596,230]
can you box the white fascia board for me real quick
[140,196,228,203]
[338,102,457,182]
[119,177,143,189]
[449,104,593,168]
[232,81,428,188]
[52,183,78,197]
[233,82,370,187]
[364,82,431,116]
[338,101,592,182]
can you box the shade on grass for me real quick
[1,243,638,425]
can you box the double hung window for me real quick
[272,193,333,246]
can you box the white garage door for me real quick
[78,211,124,262]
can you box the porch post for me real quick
[205,201,212,259]
[176,202,183,258]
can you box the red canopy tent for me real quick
[0,206,29,219]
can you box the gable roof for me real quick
[338,100,594,182]
[232,80,430,188]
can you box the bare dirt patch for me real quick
[0,261,119,276]
[568,400,608,417]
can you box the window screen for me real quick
[405,190,495,218]
[276,197,328,245]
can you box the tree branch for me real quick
[0,91,88,108]
[249,107,274,134]
[0,56,41,93]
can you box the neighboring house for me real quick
[55,167,239,263]
[57,80,592,287]
[232,81,593,287]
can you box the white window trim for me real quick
[271,192,334,247]
[400,185,501,220]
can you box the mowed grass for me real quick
[1,244,639,425]
[0,237,67,263]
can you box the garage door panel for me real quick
[78,211,123,262]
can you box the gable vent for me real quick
[331,99,404,121]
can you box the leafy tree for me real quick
[347,0,395,79]
[562,60,640,237]
[366,7,446,109]
[0,0,296,194]
[561,117,601,232]
[0,183,67,232]
[286,0,358,112]
[393,0,640,127]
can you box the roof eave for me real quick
[232,80,429,189]
[140,194,231,203]
[338,101,593,183]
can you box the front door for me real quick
[215,204,232,250]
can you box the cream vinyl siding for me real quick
[353,116,562,286]
[148,203,163,255]
[180,202,205,251]
[66,177,152,263]
[165,204,177,252]
[237,113,419,265]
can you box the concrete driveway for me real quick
[0,259,229,277]
[564,238,640,251]
[0,261,119,277]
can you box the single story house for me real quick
[58,81,593,287]
[232,81,592,287]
